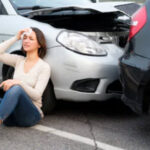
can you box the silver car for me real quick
[0,0,138,114]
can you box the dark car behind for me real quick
[119,0,150,114]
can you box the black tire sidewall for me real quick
[41,80,56,115]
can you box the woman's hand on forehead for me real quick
[16,28,32,40]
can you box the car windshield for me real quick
[10,0,93,8]
[10,0,96,16]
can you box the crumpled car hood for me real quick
[63,2,136,13]
[20,2,140,33]
[22,2,139,16]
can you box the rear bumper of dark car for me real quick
[119,54,150,114]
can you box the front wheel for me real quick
[41,80,56,115]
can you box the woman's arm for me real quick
[0,36,18,54]
[0,36,21,67]
[0,29,29,67]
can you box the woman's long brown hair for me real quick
[22,27,47,58]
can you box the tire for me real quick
[143,83,150,114]
[41,80,56,115]
[2,65,14,80]
[1,65,14,97]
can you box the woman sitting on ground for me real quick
[0,27,50,127]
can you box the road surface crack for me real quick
[84,113,98,150]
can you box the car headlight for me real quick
[57,30,107,56]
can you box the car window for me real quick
[10,0,94,14]
[10,0,93,9]
[0,1,7,14]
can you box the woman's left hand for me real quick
[0,79,21,91]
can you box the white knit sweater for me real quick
[0,36,51,117]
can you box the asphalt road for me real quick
[0,98,150,150]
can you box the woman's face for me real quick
[22,31,40,53]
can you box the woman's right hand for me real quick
[16,28,31,40]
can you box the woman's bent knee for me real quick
[7,85,24,96]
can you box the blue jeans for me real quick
[0,85,41,127]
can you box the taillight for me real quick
[128,6,147,40]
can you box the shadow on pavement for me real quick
[55,98,137,118]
